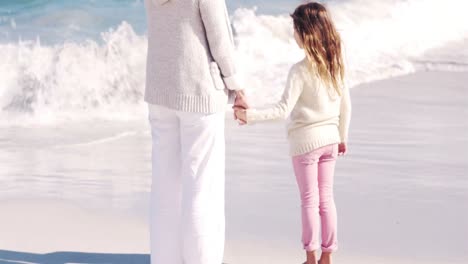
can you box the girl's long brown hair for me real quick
[291,2,345,95]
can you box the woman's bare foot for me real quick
[318,252,332,264]
[306,251,318,264]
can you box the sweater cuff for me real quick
[223,74,242,91]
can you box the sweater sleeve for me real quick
[339,85,352,142]
[246,67,303,123]
[200,0,241,91]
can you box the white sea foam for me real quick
[1,0,467,124]
[0,22,148,125]
[52,131,141,149]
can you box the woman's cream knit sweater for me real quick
[144,0,241,113]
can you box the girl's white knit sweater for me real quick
[246,59,352,156]
[144,0,241,113]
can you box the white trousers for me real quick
[148,104,226,264]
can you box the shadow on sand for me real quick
[0,250,150,264]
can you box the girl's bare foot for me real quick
[319,252,332,264]
[306,251,318,264]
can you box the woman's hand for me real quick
[234,108,247,125]
[338,142,347,156]
[233,90,249,109]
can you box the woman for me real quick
[144,0,248,263]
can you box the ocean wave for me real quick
[0,22,148,125]
[1,0,467,124]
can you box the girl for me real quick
[235,2,351,264]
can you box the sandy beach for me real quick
[1,71,467,264]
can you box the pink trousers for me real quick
[292,144,339,253]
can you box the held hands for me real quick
[233,90,249,125]
[234,108,247,125]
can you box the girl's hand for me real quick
[234,109,247,125]
[338,142,347,156]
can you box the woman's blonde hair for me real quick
[291,2,345,95]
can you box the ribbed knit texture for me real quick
[246,59,352,156]
[144,0,241,113]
